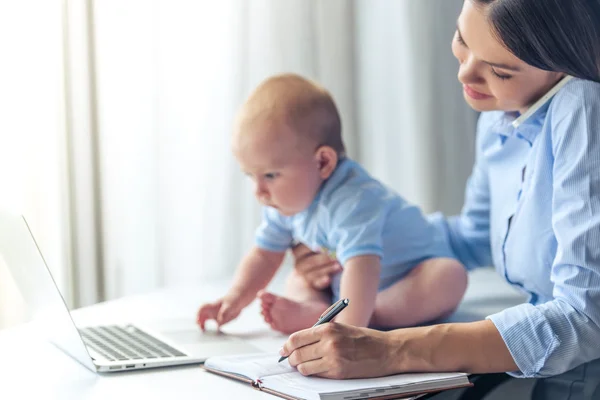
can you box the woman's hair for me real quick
[473,0,600,82]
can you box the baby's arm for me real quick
[228,246,285,304]
[334,254,381,327]
[197,246,284,329]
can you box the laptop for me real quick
[0,211,259,372]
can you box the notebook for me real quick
[202,353,472,400]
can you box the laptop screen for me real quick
[0,212,96,372]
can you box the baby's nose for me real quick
[255,181,268,196]
[257,194,271,205]
[255,186,266,198]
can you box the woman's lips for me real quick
[463,84,492,100]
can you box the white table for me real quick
[0,268,526,400]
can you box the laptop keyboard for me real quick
[79,325,187,361]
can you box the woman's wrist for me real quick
[384,325,447,373]
[384,321,518,374]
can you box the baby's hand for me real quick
[216,295,244,327]
[196,294,244,331]
[197,300,222,331]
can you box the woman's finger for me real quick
[295,358,328,377]
[305,266,341,289]
[331,262,343,272]
[287,341,322,367]
[291,243,313,259]
[281,326,324,357]
[315,275,331,289]
[298,256,337,275]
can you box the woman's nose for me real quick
[457,55,480,84]
[458,63,477,84]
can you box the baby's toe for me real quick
[261,309,273,323]
[258,291,277,305]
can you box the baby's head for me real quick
[232,74,345,216]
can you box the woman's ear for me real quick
[315,146,338,179]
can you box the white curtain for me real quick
[0,0,476,326]
[90,0,359,300]
[92,0,475,301]
[355,0,477,213]
[0,0,70,328]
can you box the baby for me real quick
[197,74,468,334]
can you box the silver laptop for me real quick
[0,211,258,372]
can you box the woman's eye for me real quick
[491,68,512,80]
[455,31,466,46]
[264,173,279,180]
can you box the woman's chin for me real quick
[463,94,497,112]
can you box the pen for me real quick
[278,298,349,363]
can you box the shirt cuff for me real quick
[487,303,561,378]
[337,245,383,265]
[255,237,291,253]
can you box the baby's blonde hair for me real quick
[239,73,345,156]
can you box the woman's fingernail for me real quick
[279,347,285,356]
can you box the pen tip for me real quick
[278,356,286,363]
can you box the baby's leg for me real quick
[258,269,331,334]
[370,258,467,329]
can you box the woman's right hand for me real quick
[291,243,342,290]
[280,322,398,379]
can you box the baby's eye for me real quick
[264,172,279,180]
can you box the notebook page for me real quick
[261,371,469,400]
[204,353,295,381]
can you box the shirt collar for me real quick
[491,102,550,146]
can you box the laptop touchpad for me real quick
[163,329,240,344]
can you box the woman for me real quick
[279,0,600,397]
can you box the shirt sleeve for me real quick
[328,190,386,265]
[428,112,494,270]
[488,81,600,378]
[254,207,293,253]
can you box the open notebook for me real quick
[202,353,471,400]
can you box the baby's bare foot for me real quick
[257,291,329,334]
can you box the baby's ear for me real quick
[315,146,338,179]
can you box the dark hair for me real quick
[473,0,600,82]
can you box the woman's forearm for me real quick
[388,320,518,374]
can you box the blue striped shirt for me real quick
[430,78,600,378]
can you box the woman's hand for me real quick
[280,322,397,379]
[292,243,342,290]
[281,320,520,379]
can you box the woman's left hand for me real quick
[280,322,398,379]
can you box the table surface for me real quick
[0,268,526,400]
